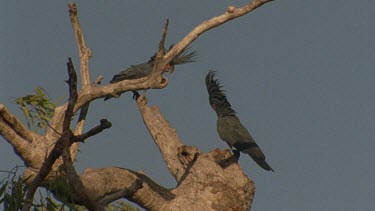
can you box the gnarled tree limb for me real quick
[22,59,107,211]
[21,166,173,210]
[0,104,36,143]
[136,96,190,182]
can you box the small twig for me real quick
[45,122,62,136]
[159,18,169,53]
[93,76,103,86]
[0,165,25,176]
[0,170,16,174]
[72,119,112,143]
[152,18,170,76]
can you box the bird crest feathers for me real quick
[205,70,236,116]
[148,44,198,66]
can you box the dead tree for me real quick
[0,1,274,210]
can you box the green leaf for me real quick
[12,86,61,132]
[0,182,8,197]
[46,197,58,211]
[21,107,30,122]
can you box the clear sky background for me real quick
[1,1,375,210]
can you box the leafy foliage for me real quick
[0,166,84,210]
[0,167,140,210]
[46,177,83,210]
[13,87,63,132]
[0,176,25,210]
[0,166,29,210]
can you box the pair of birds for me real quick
[106,46,273,172]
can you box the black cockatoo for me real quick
[104,45,197,100]
[205,70,274,172]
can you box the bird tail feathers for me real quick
[236,142,274,172]
[250,156,274,172]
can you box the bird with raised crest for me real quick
[205,70,274,172]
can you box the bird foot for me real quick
[132,91,141,100]
[232,149,240,156]
[104,93,121,101]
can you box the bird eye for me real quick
[166,64,171,70]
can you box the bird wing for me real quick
[218,116,267,158]
[223,116,273,171]
[109,63,153,83]
[218,116,253,142]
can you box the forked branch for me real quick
[22,59,109,211]
[66,0,275,110]
[0,105,36,143]
[163,0,274,69]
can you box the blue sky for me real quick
[1,1,375,210]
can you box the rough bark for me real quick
[0,1,274,210]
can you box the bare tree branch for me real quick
[152,18,169,76]
[0,119,28,150]
[68,2,92,87]
[22,59,76,210]
[136,96,186,181]
[22,149,254,210]
[0,104,36,143]
[69,1,93,138]
[61,148,105,210]
[72,119,112,143]
[47,3,95,162]
[63,58,78,128]
[22,58,103,211]
[70,102,90,161]
[97,176,143,207]
[71,0,274,110]
[21,166,173,210]
[163,0,274,69]
[75,104,89,134]
[0,120,35,163]
[81,168,174,210]
[22,135,67,210]
[93,76,103,86]
[61,58,102,210]
[68,1,95,160]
